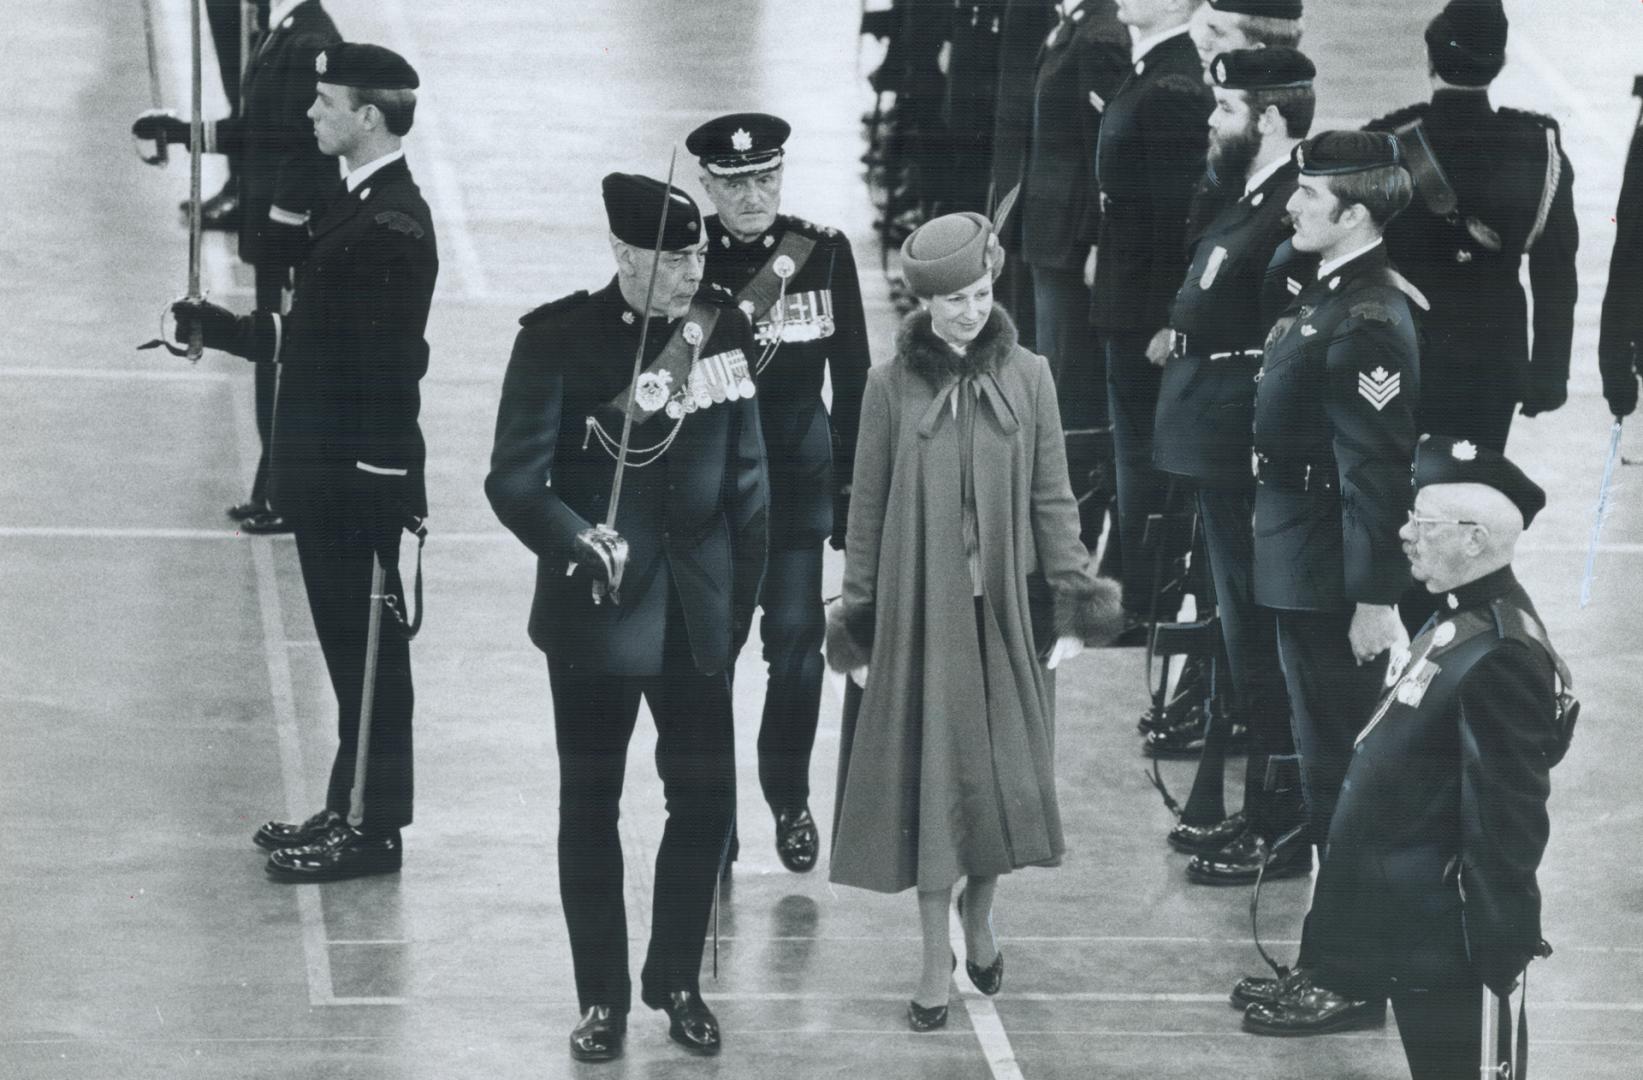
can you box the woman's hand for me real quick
[1046,636,1084,670]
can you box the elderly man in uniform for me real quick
[1092,0,1213,633]
[1367,0,1577,453]
[1152,48,1313,883]
[686,112,869,876]
[486,174,769,1062]
[1248,436,1570,1080]
[172,43,436,883]
[135,0,344,534]
[1230,130,1424,1034]
[1187,0,1302,74]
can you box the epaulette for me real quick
[1365,102,1428,133]
[1499,106,1561,134]
[1349,300,1402,326]
[519,290,589,326]
[374,210,425,240]
[781,214,841,240]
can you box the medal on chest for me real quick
[755,287,835,347]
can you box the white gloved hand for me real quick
[1046,635,1084,670]
[849,665,869,688]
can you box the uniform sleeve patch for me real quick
[1350,301,1400,325]
[374,210,425,239]
[1358,365,1402,410]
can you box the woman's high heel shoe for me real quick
[956,889,1006,996]
[906,951,956,1031]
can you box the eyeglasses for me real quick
[1406,510,1481,531]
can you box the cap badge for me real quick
[1452,440,1478,461]
[739,300,757,319]
[621,310,636,325]
[634,370,674,413]
[683,322,704,347]
[773,255,796,280]
[315,51,328,75]
[686,220,698,234]
[1214,58,1227,83]
[731,128,753,152]
[1433,621,1456,647]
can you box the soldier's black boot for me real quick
[253,808,344,850]
[569,1005,626,1062]
[1137,653,1211,734]
[1167,810,1246,855]
[1242,981,1386,1036]
[1187,829,1311,885]
[774,806,818,873]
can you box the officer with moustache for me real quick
[686,113,870,876]
[1232,131,1423,1035]
[171,43,437,884]
[1249,436,1570,1080]
[486,174,769,1062]
[1367,0,1577,453]
[1152,49,1313,884]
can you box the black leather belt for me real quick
[1172,333,1263,362]
[1252,451,1338,492]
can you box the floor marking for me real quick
[950,906,1026,1080]
[379,0,491,301]
[0,527,272,540]
[0,366,229,382]
[327,939,410,946]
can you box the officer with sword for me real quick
[485,171,769,1063]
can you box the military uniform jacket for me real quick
[1154,160,1300,489]
[215,0,341,267]
[268,156,437,526]
[485,280,770,677]
[1366,92,1578,406]
[702,214,869,549]
[1599,80,1643,413]
[1089,31,1211,335]
[1017,0,1128,271]
[1252,244,1419,612]
[1310,567,1564,999]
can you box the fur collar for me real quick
[896,306,1019,387]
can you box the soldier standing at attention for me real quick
[687,113,870,876]
[1250,436,1570,1080]
[1367,0,1577,453]
[171,43,437,884]
[1600,75,1643,420]
[1186,0,1303,75]
[1234,131,1423,1036]
[1090,0,1212,630]
[1152,48,1314,885]
[486,174,769,1063]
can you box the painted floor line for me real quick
[0,366,230,382]
[947,905,1026,1080]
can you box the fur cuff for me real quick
[1053,575,1126,646]
[825,599,873,673]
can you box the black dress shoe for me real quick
[264,826,402,882]
[1243,984,1386,1036]
[569,1005,626,1062]
[644,989,720,1055]
[1187,831,1311,886]
[253,808,344,851]
[226,501,266,522]
[1230,967,1311,1010]
[955,889,1004,995]
[774,806,819,873]
[1166,810,1246,855]
[906,998,949,1031]
[238,510,292,535]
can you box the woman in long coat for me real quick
[825,211,1122,1030]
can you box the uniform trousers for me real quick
[1104,329,1187,616]
[293,523,415,830]
[1197,487,1297,832]
[754,544,825,812]
[1391,982,1509,1080]
[547,590,737,1013]
[1033,265,1115,555]
[249,264,289,507]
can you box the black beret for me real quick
[1208,0,1303,18]
[315,42,419,90]
[601,173,703,250]
[1414,435,1546,527]
[1210,47,1315,91]
[1425,0,1507,87]
[685,113,791,177]
[1294,130,1401,176]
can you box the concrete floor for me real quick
[2,1,1640,1077]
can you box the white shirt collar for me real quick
[1244,156,1289,198]
[345,149,404,193]
[267,0,306,29]
[1132,23,1191,63]
[1317,237,1383,280]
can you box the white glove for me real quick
[849,665,869,688]
[1046,635,1084,670]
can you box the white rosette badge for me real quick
[634,369,673,415]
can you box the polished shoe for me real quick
[238,510,292,535]
[264,826,402,882]
[253,808,344,851]
[1142,701,1246,758]
[1187,831,1311,886]
[1166,810,1246,855]
[955,889,1004,995]
[1243,983,1386,1037]
[568,1005,626,1062]
[644,989,721,1055]
[226,500,266,522]
[774,806,819,873]
[1230,967,1311,1010]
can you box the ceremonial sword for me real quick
[136,0,168,165]
[184,0,205,362]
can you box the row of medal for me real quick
[632,346,756,420]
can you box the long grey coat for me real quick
[826,307,1120,894]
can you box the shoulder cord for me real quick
[1524,128,1562,253]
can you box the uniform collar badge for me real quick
[762,235,775,248]
[1134,60,1146,75]
[621,310,636,325]
[1300,324,1317,337]
[1446,592,1460,610]
[1251,192,1265,207]
[1329,276,1342,290]
[720,235,731,248]
[739,300,757,319]
[360,187,371,201]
